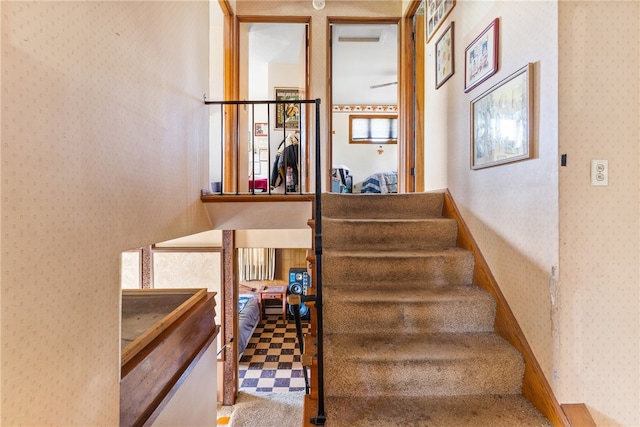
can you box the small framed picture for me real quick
[426,0,456,43]
[254,122,267,137]
[464,18,499,93]
[435,22,454,89]
[275,87,302,129]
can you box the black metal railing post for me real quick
[310,98,326,425]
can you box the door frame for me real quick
[401,0,425,193]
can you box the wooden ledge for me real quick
[201,193,315,203]
[120,292,219,427]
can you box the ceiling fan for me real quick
[370,81,398,89]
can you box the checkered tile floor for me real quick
[239,315,310,393]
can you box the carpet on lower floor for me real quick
[226,391,303,427]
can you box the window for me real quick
[349,115,398,144]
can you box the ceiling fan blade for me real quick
[369,81,398,89]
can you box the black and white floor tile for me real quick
[239,316,310,393]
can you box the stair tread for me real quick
[324,395,553,427]
[322,192,446,220]
[325,332,519,362]
[324,247,470,257]
[325,284,493,303]
[323,217,453,223]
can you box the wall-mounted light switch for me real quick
[591,159,608,186]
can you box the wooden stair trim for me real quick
[562,403,597,427]
[442,190,575,427]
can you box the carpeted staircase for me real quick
[320,192,553,427]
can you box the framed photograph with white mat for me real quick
[464,18,499,93]
[471,63,533,169]
[425,0,456,43]
[435,22,454,89]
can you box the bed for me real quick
[237,291,260,356]
[360,171,398,193]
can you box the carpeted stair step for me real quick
[323,217,458,251]
[323,395,553,427]
[323,332,524,398]
[322,192,445,219]
[322,248,474,290]
[317,192,553,426]
[323,285,496,334]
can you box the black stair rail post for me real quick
[311,98,327,425]
[288,294,310,394]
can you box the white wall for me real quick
[151,344,218,427]
[0,2,211,425]
[425,1,640,425]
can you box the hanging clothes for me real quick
[270,133,299,190]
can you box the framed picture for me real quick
[471,63,533,169]
[249,160,261,176]
[435,22,454,89]
[275,87,301,129]
[426,0,456,43]
[254,123,267,137]
[464,18,499,93]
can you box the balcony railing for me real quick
[204,98,321,196]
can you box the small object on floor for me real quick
[217,415,230,425]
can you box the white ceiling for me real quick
[332,23,398,105]
[247,23,306,64]
[247,23,398,106]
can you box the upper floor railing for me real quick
[203,98,321,196]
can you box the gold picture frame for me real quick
[275,87,301,129]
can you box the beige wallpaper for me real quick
[558,2,639,426]
[426,1,639,426]
[1,1,211,425]
[153,252,223,328]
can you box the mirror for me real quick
[331,23,399,193]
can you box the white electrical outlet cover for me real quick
[590,159,608,186]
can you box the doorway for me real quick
[329,21,400,193]
[238,20,310,193]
